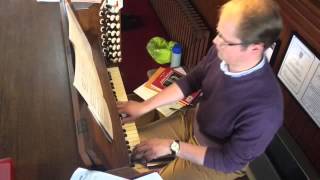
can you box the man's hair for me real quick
[221,0,283,48]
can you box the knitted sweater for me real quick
[176,46,283,172]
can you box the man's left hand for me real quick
[132,138,173,161]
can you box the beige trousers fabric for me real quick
[137,108,246,180]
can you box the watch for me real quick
[170,140,180,155]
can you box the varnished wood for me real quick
[86,32,130,168]
[269,0,320,175]
[59,0,93,167]
[272,0,320,173]
[0,0,82,179]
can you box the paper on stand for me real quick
[66,2,113,139]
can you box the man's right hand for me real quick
[117,83,185,123]
[117,100,147,123]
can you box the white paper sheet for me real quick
[71,168,127,180]
[134,172,163,180]
[70,168,163,180]
[66,2,113,138]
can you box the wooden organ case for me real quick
[59,0,137,170]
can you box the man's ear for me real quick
[249,42,264,53]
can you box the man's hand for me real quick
[117,83,185,123]
[117,100,147,123]
[132,138,173,161]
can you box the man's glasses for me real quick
[216,30,247,46]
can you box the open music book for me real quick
[65,1,114,140]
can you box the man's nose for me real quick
[212,35,220,46]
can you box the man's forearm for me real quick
[141,83,185,113]
[177,141,207,165]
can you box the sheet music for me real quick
[66,2,113,139]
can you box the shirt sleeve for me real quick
[176,46,217,96]
[203,106,283,173]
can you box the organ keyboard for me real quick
[106,67,141,156]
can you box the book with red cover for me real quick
[0,158,14,180]
[146,67,200,105]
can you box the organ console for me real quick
[59,0,140,170]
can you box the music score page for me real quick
[66,2,113,139]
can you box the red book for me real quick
[0,158,14,180]
[146,67,200,105]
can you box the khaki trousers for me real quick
[137,109,246,180]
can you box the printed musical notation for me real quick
[66,1,114,140]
